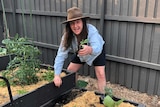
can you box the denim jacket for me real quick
[54,24,105,75]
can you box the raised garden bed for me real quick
[0,54,15,71]
[1,64,76,107]
[54,88,146,107]
[1,70,145,107]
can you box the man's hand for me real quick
[53,75,62,87]
[78,45,92,56]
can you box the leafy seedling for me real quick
[17,89,28,95]
[105,87,113,97]
[79,39,88,49]
[42,67,54,82]
[103,86,124,107]
[103,95,124,107]
[103,95,115,107]
[76,80,88,88]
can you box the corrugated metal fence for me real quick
[0,0,160,95]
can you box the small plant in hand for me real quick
[1,34,41,85]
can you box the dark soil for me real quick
[54,88,85,106]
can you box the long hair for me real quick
[63,18,88,50]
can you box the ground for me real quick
[78,75,160,107]
[0,75,160,107]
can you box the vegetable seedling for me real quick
[79,39,88,49]
[103,87,124,107]
[76,80,88,88]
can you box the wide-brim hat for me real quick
[62,7,89,24]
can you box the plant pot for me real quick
[1,64,76,107]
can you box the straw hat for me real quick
[62,7,89,24]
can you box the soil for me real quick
[0,75,160,107]
[59,90,136,107]
[78,75,160,107]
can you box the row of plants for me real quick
[0,34,54,86]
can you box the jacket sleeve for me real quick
[53,35,70,75]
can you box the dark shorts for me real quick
[71,46,106,66]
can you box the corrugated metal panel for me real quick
[0,0,160,95]
[104,0,160,95]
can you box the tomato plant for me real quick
[2,34,41,85]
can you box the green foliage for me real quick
[0,47,7,56]
[103,87,124,107]
[42,67,54,82]
[79,39,88,49]
[0,80,6,87]
[80,39,88,46]
[76,80,88,88]
[17,89,28,95]
[105,87,113,98]
[2,34,41,85]
[2,34,32,54]
[103,95,115,107]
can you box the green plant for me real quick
[0,80,6,87]
[2,33,32,54]
[80,39,88,46]
[42,67,54,82]
[105,87,113,97]
[2,34,41,85]
[76,80,88,88]
[0,47,7,56]
[103,87,124,107]
[17,89,28,95]
[79,39,88,49]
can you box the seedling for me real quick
[42,67,54,82]
[17,89,28,95]
[103,87,124,107]
[79,39,88,49]
[105,87,113,97]
[76,80,88,88]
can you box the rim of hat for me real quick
[62,7,89,24]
